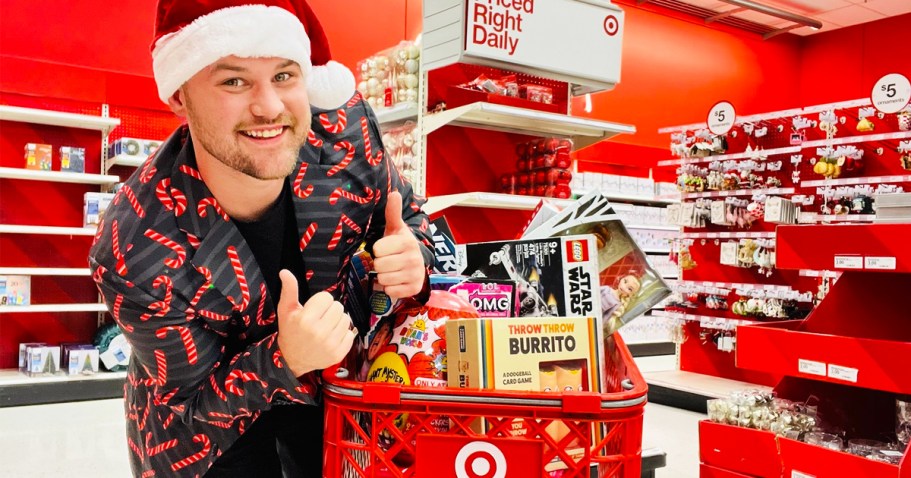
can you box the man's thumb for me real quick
[384,191,407,236]
[278,269,300,313]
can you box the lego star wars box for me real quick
[453,235,602,320]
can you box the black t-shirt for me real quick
[232,182,309,305]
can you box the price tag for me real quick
[881,450,905,457]
[834,255,863,270]
[865,256,897,270]
[798,359,826,377]
[828,364,859,383]
[792,471,816,478]
[708,101,736,135]
[872,73,911,114]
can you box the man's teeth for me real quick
[243,127,283,138]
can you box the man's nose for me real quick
[250,84,284,119]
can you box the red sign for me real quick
[565,240,590,263]
[415,434,543,478]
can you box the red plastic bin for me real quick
[321,335,648,478]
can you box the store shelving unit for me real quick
[105,153,145,169]
[682,187,794,199]
[0,304,108,313]
[0,369,126,407]
[572,188,681,206]
[0,167,120,185]
[704,223,911,477]
[423,191,575,214]
[374,102,419,128]
[0,105,120,133]
[0,268,90,276]
[0,225,97,236]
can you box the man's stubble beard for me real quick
[185,92,308,180]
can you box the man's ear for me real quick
[168,88,188,118]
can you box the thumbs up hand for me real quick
[276,270,355,377]
[372,191,425,299]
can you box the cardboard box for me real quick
[59,146,86,173]
[0,275,31,306]
[19,342,46,372]
[449,279,518,318]
[66,346,100,375]
[84,192,115,227]
[453,235,602,320]
[26,345,61,376]
[25,143,52,170]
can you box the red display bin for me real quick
[321,335,647,478]
[779,437,904,478]
[699,421,781,478]
[699,463,759,478]
[776,224,911,273]
[736,320,911,394]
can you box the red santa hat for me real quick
[151,0,355,110]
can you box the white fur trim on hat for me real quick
[307,60,356,110]
[152,5,311,103]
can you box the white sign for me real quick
[871,73,911,114]
[834,255,863,270]
[865,256,897,270]
[708,101,736,135]
[828,364,859,383]
[798,359,827,377]
[464,0,624,88]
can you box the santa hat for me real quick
[151,0,355,110]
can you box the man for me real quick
[88,1,433,476]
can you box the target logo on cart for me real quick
[415,435,543,478]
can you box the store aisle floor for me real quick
[0,399,702,477]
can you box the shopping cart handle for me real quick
[622,379,634,391]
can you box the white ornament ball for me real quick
[367,97,379,109]
[402,134,415,148]
[411,142,420,156]
[398,88,408,101]
[375,56,389,70]
[367,77,379,90]
[376,69,388,81]
[404,74,418,89]
[357,81,368,93]
[405,89,418,102]
[382,133,396,149]
[405,59,419,74]
[407,45,420,59]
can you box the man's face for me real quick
[177,56,311,180]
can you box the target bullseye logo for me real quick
[454,441,507,478]
[603,15,619,36]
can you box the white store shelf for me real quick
[0,225,97,236]
[0,105,120,133]
[106,154,145,168]
[0,369,127,387]
[0,303,107,313]
[650,310,756,330]
[626,224,680,232]
[374,102,419,128]
[572,189,681,205]
[0,268,90,276]
[801,174,911,188]
[804,214,876,223]
[682,187,794,199]
[680,231,776,240]
[658,145,801,167]
[423,192,574,215]
[801,130,911,149]
[799,269,841,279]
[0,167,120,185]
[673,280,794,292]
[423,102,635,150]
[643,370,772,399]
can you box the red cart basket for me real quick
[321,335,648,478]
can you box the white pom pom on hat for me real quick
[151,0,355,110]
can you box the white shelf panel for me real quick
[799,269,841,278]
[673,280,793,292]
[106,154,145,168]
[423,192,574,215]
[643,370,772,399]
[680,231,776,240]
[801,174,911,188]
[0,225,97,236]
[804,214,876,223]
[0,268,90,276]
[423,102,635,149]
[658,146,801,167]
[626,224,679,232]
[0,369,126,387]
[0,303,107,313]
[651,310,756,330]
[0,105,120,133]
[374,102,419,127]
[0,167,120,185]
[802,131,911,149]
[682,187,794,199]
[572,189,681,205]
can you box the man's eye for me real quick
[222,78,244,87]
[275,72,292,82]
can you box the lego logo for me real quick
[455,441,507,478]
[572,242,583,261]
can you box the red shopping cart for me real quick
[322,334,648,478]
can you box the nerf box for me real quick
[453,235,602,321]
[59,146,86,173]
